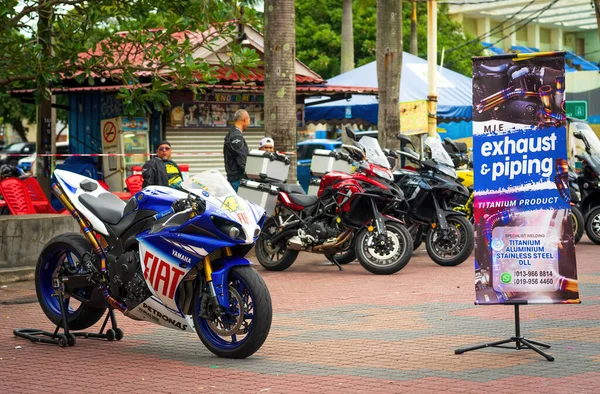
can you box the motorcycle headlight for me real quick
[373,167,393,181]
[229,226,240,239]
[211,216,244,241]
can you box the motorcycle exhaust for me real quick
[313,230,352,253]
[287,236,303,250]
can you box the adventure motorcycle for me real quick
[571,119,600,244]
[255,130,412,275]
[34,169,272,358]
[392,134,474,266]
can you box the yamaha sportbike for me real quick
[255,133,412,275]
[35,169,272,358]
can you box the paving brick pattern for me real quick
[1,238,599,393]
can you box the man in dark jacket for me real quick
[142,140,183,189]
[224,109,250,191]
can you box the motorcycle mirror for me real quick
[573,130,583,140]
[444,137,458,152]
[396,133,413,146]
[345,125,357,141]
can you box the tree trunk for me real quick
[341,0,354,73]
[410,0,418,56]
[264,0,298,183]
[376,0,402,150]
[36,0,53,196]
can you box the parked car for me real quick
[0,142,36,166]
[296,139,342,191]
[18,141,69,173]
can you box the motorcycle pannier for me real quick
[238,179,279,216]
[308,178,321,196]
[245,150,290,182]
[310,149,353,177]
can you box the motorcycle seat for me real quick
[479,63,509,73]
[78,192,126,225]
[273,182,306,195]
[288,193,319,207]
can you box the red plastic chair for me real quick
[22,177,58,214]
[125,174,144,194]
[0,178,36,215]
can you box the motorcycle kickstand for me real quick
[324,254,343,271]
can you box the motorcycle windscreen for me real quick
[360,136,391,169]
[182,170,263,243]
[425,135,458,178]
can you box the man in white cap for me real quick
[258,137,274,153]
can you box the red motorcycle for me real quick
[255,131,412,275]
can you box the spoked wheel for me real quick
[255,218,299,271]
[426,216,474,267]
[193,266,272,359]
[585,206,600,245]
[571,206,584,244]
[35,233,106,330]
[355,221,412,275]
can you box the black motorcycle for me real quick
[571,120,600,244]
[391,134,474,266]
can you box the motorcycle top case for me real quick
[310,149,353,177]
[238,179,279,216]
[245,149,290,182]
[308,178,321,196]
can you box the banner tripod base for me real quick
[454,304,554,362]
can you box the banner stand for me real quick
[454,302,554,362]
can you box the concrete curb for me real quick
[0,266,35,284]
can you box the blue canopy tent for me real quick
[305,52,473,140]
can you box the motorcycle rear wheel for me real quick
[193,266,272,359]
[35,233,106,330]
[426,216,474,267]
[354,221,412,275]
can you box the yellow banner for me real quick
[400,100,428,135]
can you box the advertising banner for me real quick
[472,52,579,305]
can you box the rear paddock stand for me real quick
[14,291,123,347]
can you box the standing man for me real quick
[224,109,250,191]
[142,140,183,189]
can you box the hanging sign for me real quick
[472,52,579,305]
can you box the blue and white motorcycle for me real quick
[35,169,271,358]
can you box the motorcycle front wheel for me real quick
[585,206,600,245]
[193,266,272,359]
[426,215,474,267]
[571,206,584,244]
[354,221,412,275]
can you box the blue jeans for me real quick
[230,179,240,192]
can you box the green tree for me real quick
[295,0,482,79]
[0,0,261,114]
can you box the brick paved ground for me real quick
[1,238,599,393]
